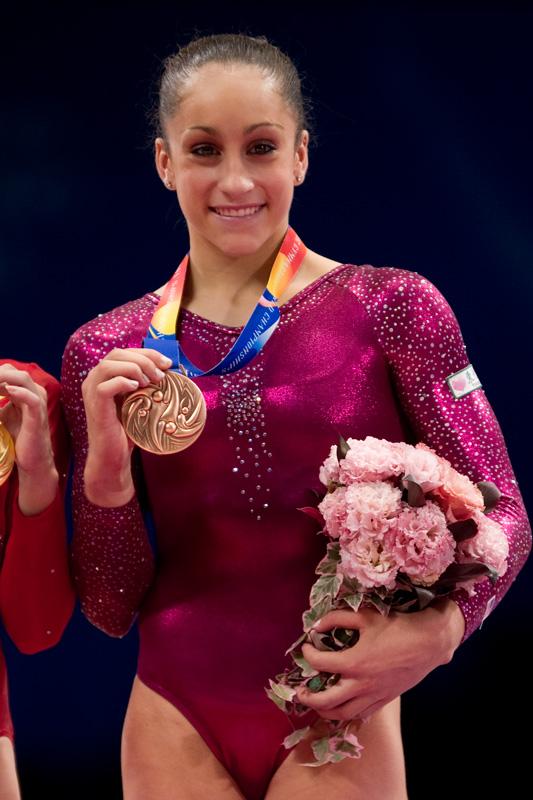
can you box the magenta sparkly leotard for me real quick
[62,264,531,800]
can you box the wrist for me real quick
[17,464,59,516]
[421,598,466,664]
[84,460,134,508]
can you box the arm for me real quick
[61,322,167,637]
[0,362,74,654]
[350,266,531,645]
[296,266,531,722]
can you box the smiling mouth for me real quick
[210,204,265,218]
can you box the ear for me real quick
[294,129,309,183]
[155,137,176,190]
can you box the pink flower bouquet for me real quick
[266,435,508,766]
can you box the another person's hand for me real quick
[297,599,465,723]
[0,363,58,515]
[81,348,172,506]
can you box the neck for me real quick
[183,228,287,305]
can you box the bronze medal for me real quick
[0,420,15,487]
[121,370,206,455]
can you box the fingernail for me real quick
[128,380,139,388]
[160,356,173,366]
[155,369,165,380]
[311,619,322,630]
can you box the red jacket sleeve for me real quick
[0,361,75,654]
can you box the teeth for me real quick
[213,205,262,217]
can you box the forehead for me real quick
[176,63,293,131]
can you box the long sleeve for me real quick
[0,362,74,654]
[347,266,532,644]
[61,304,156,637]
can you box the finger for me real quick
[302,642,361,674]
[105,348,173,375]
[93,377,140,403]
[297,677,360,711]
[86,360,154,390]
[0,365,39,394]
[311,610,367,633]
[1,384,43,411]
[315,694,386,723]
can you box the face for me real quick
[155,63,308,260]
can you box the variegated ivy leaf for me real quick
[311,594,334,620]
[315,554,338,576]
[292,652,319,678]
[283,726,311,749]
[367,594,390,615]
[302,607,319,632]
[265,689,287,713]
[341,593,363,612]
[285,631,308,656]
[311,735,329,764]
[310,574,342,608]
[327,541,341,560]
[268,679,296,702]
[340,574,361,594]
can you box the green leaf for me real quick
[311,735,330,763]
[265,688,287,712]
[292,652,319,678]
[336,434,350,461]
[268,679,296,702]
[342,593,363,612]
[316,554,339,575]
[340,574,361,594]
[310,575,343,607]
[283,726,311,749]
[285,631,308,656]
[302,607,318,631]
[311,594,334,621]
[306,674,328,693]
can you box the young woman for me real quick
[62,34,531,800]
[0,360,74,799]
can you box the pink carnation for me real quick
[403,445,443,492]
[432,461,484,521]
[319,444,341,486]
[458,511,509,577]
[339,528,399,590]
[344,481,402,537]
[339,436,406,483]
[388,501,456,586]
[318,487,348,539]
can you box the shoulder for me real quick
[331,263,460,330]
[63,293,157,370]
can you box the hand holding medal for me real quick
[121,227,307,455]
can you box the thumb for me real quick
[312,609,368,633]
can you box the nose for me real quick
[217,154,254,197]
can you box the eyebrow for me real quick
[184,122,284,134]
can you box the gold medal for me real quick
[0,420,15,487]
[121,370,206,455]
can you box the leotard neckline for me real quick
[145,262,354,333]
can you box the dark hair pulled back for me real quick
[155,33,312,140]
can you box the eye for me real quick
[191,144,219,157]
[249,141,276,155]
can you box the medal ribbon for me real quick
[144,227,306,377]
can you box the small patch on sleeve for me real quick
[446,364,482,399]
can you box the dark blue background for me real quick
[1,3,531,798]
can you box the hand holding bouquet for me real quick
[267,436,508,766]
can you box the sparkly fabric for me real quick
[0,360,74,741]
[63,264,531,800]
